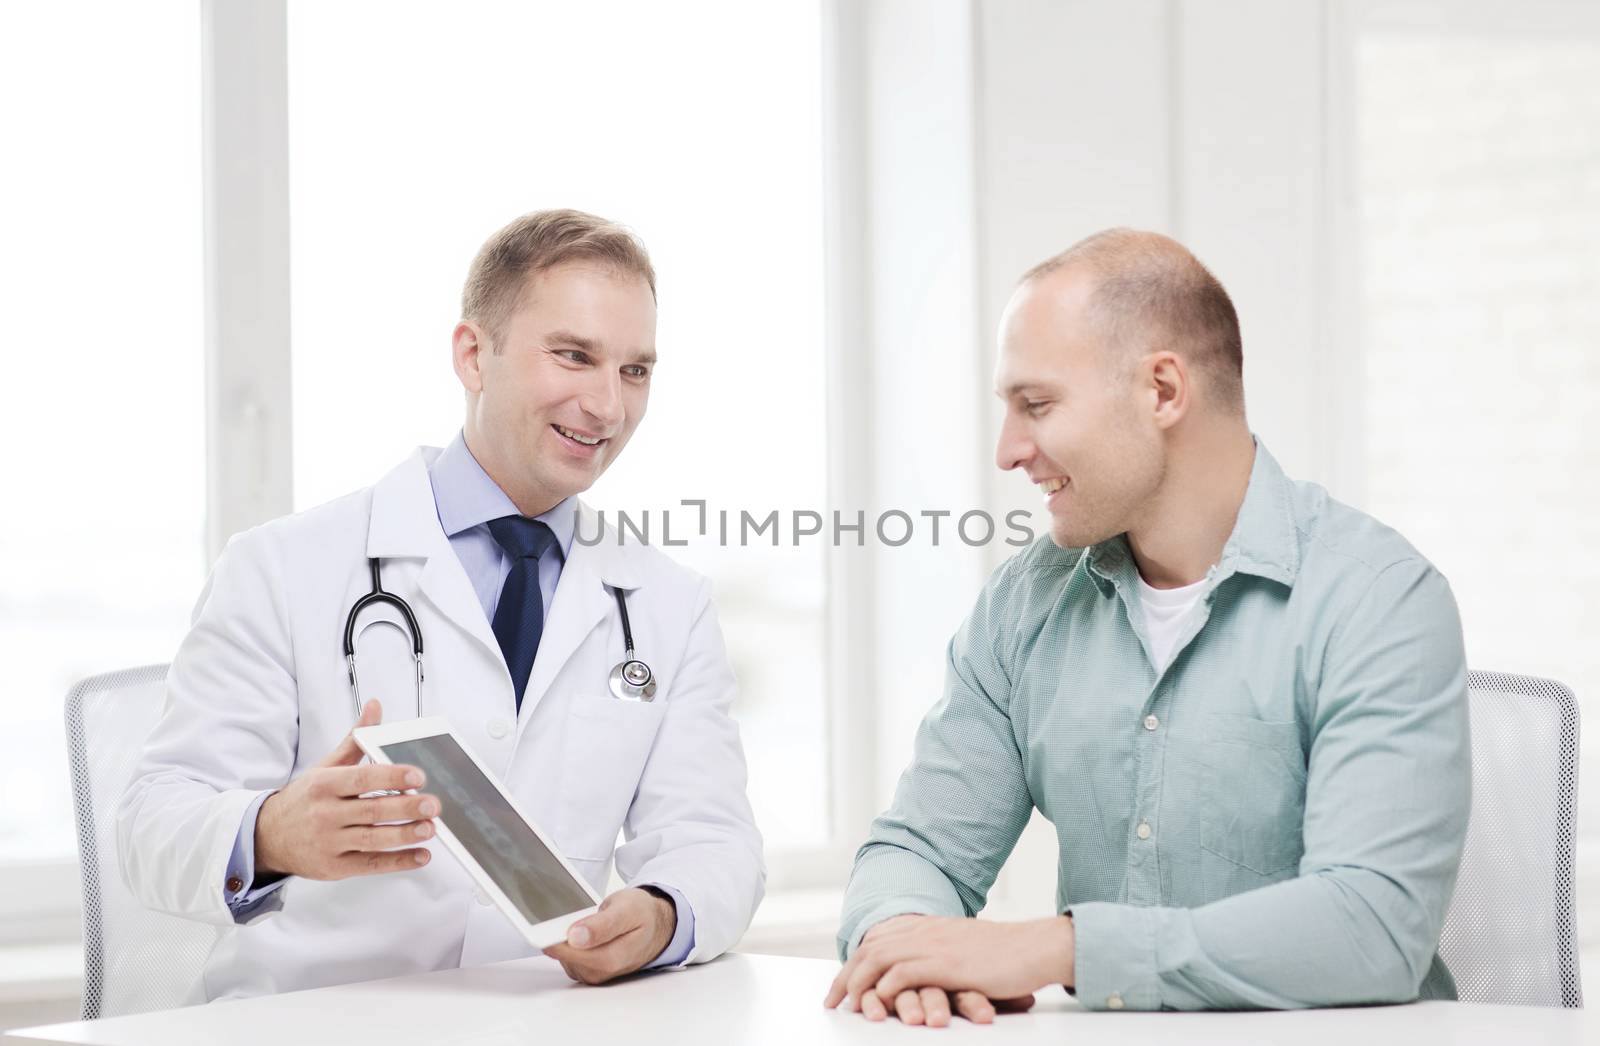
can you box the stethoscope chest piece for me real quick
[609,658,657,702]
[606,586,656,701]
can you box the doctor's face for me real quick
[455,262,656,514]
[992,267,1165,549]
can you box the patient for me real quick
[826,229,1470,1023]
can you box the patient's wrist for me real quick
[1055,914,1076,988]
[1026,915,1075,989]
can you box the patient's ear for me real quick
[1147,350,1189,430]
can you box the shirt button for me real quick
[226,876,244,893]
[486,718,511,740]
[1143,714,1159,731]
[1136,821,1152,840]
[1107,993,1125,1010]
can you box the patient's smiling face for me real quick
[992,264,1165,550]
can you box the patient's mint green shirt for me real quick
[839,440,1470,1011]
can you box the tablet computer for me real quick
[353,716,601,949]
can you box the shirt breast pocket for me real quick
[1199,712,1307,877]
[555,695,668,860]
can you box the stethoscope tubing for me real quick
[344,557,655,718]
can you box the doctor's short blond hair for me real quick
[461,209,657,349]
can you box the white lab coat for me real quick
[117,447,765,1001]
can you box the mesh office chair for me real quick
[1437,671,1584,1007]
[66,663,220,1020]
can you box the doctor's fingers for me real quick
[343,792,439,826]
[340,820,436,853]
[566,897,641,949]
[315,761,425,798]
[546,933,645,985]
[327,846,432,879]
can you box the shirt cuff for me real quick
[224,790,287,921]
[639,883,696,969]
[1066,901,1163,1011]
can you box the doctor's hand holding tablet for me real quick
[350,708,678,984]
[257,696,678,984]
[253,700,438,882]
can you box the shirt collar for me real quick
[428,430,577,560]
[1217,438,1300,588]
[1083,436,1300,595]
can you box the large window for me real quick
[0,3,204,865]
[287,1,831,849]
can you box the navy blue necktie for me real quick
[486,516,556,710]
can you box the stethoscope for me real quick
[343,557,656,722]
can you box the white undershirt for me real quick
[1136,572,1210,673]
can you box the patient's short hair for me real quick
[461,209,656,348]
[1024,228,1244,412]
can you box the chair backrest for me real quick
[1437,671,1583,1007]
[65,664,220,1019]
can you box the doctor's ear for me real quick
[452,321,489,394]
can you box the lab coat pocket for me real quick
[556,695,667,860]
[1199,712,1307,877]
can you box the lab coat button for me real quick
[474,888,491,906]
[487,718,511,740]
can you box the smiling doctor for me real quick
[118,210,765,1000]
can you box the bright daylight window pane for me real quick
[288,1,829,847]
[1356,33,1600,872]
[0,3,204,860]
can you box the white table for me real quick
[4,953,1591,1045]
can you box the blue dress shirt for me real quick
[225,432,695,968]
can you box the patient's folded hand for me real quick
[823,913,1071,1025]
[861,986,1036,1027]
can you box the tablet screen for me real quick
[379,734,595,924]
